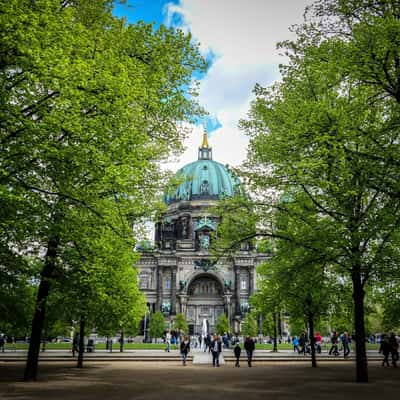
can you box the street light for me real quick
[143,310,149,343]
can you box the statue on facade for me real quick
[179,280,186,291]
[161,302,171,315]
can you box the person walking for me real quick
[211,334,222,367]
[388,333,399,368]
[72,333,79,357]
[328,331,339,356]
[180,336,190,366]
[165,330,171,352]
[341,332,350,359]
[244,336,255,367]
[292,336,299,353]
[234,341,241,367]
[379,335,391,367]
[298,333,306,355]
[0,334,5,352]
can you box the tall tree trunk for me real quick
[272,311,278,352]
[77,315,85,368]
[120,329,124,353]
[308,312,317,368]
[24,234,60,381]
[352,268,368,383]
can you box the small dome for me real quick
[165,159,241,204]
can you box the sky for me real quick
[113,0,314,171]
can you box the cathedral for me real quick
[137,132,268,335]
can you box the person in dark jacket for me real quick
[328,331,339,356]
[244,336,255,367]
[298,333,306,355]
[380,335,391,367]
[388,333,398,368]
[234,341,241,367]
[211,334,222,367]
[180,336,190,366]
[341,332,350,359]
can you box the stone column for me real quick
[171,266,177,315]
[156,265,163,311]
[248,268,254,296]
[234,265,241,315]
[223,294,232,322]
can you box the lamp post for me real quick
[143,311,149,343]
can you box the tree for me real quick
[1,0,205,380]
[215,314,230,335]
[241,314,258,338]
[149,311,165,343]
[173,313,188,336]
[48,209,147,365]
[215,0,400,383]
[251,275,283,353]
[0,255,37,338]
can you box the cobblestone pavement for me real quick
[0,360,398,400]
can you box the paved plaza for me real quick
[0,348,398,400]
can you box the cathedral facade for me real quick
[137,133,268,335]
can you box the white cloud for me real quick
[164,0,313,168]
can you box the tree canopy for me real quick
[0,0,206,380]
[215,0,400,383]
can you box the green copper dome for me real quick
[165,133,241,204]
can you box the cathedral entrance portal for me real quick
[185,274,225,335]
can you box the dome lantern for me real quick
[165,130,241,205]
[198,126,212,160]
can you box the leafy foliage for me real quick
[0,0,206,379]
[216,0,400,382]
[215,313,230,335]
[148,311,166,341]
[173,313,188,335]
[241,314,258,337]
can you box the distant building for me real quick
[137,131,268,335]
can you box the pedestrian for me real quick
[0,334,5,353]
[341,332,350,359]
[211,334,222,367]
[388,333,398,368]
[244,335,255,367]
[180,336,190,366]
[206,333,212,352]
[298,333,306,355]
[292,336,299,353]
[72,333,79,357]
[328,331,339,356]
[379,334,391,367]
[165,330,171,352]
[234,341,241,367]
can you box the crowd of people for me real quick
[291,330,399,367]
[174,333,256,368]
[163,329,400,367]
